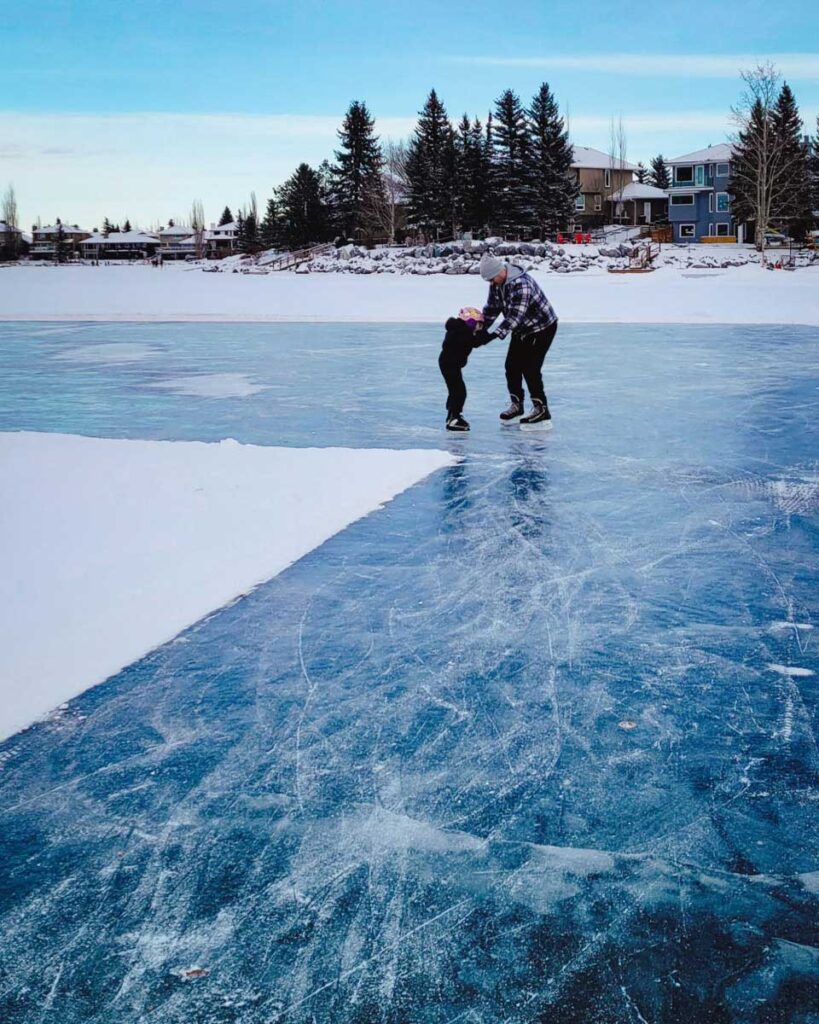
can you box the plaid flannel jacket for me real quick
[482,268,558,340]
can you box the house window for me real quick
[708,193,714,213]
[716,222,731,237]
[716,162,730,176]
[604,169,611,188]
[675,166,694,183]
[671,194,695,206]
[594,194,602,211]
[575,195,586,211]
[716,192,729,212]
[679,224,696,239]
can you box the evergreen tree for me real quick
[123,218,132,233]
[242,210,259,254]
[235,210,246,252]
[218,206,233,226]
[405,89,457,239]
[331,100,384,239]
[771,82,813,237]
[528,82,577,236]
[54,219,68,263]
[275,163,329,249]
[260,196,280,249]
[102,216,113,236]
[636,162,648,184]
[810,116,819,226]
[491,89,536,236]
[649,155,670,190]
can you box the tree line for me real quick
[229,83,580,253]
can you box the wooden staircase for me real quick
[265,242,335,271]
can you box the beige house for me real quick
[571,147,639,229]
[30,223,90,259]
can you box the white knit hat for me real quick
[480,253,505,281]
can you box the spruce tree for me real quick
[771,82,812,238]
[54,219,68,263]
[331,100,384,239]
[123,219,132,233]
[405,89,456,240]
[649,155,670,190]
[636,162,648,183]
[242,210,259,253]
[102,216,113,236]
[260,197,280,249]
[528,82,577,236]
[491,89,536,237]
[811,116,819,226]
[235,210,246,252]
[275,163,329,249]
[218,206,233,226]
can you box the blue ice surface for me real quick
[0,321,817,1023]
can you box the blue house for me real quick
[666,143,743,243]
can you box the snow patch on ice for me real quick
[767,664,815,678]
[54,342,161,363]
[148,373,270,398]
[0,432,455,741]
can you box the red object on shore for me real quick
[574,232,583,244]
[557,233,565,244]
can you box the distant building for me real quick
[0,221,23,258]
[607,182,669,228]
[571,147,639,230]
[79,230,161,260]
[205,221,239,258]
[666,144,739,243]
[30,223,90,259]
[158,224,196,260]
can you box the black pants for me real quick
[505,321,558,406]
[438,336,472,416]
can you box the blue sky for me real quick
[3,0,819,229]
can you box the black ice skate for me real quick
[519,400,552,430]
[499,397,524,424]
[446,413,470,432]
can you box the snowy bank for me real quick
[0,432,455,740]
[1,262,818,326]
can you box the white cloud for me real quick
[449,53,819,79]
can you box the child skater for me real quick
[438,307,490,432]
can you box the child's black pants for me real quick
[438,336,472,417]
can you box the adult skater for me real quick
[477,253,559,429]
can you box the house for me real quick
[205,221,239,258]
[666,143,739,243]
[571,147,639,229]
[607,182,669,228]
[158,224,196,260]
[0,221,23,258]
[79,230,161,260]
[30,223,90,259]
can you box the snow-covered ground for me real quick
[1,260,818,325]
[0,432,454,740]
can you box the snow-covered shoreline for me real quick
[1,261,819,325]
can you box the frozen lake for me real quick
[1,321,817,1022]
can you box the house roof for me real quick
[210,222,238,233]
[668,143,734,165]
[609,182,669,201]
[571,146,639,171]
[0,222,22,234]
[82,231,160,244]
[159,224,193,236]
[36,224,87,235]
